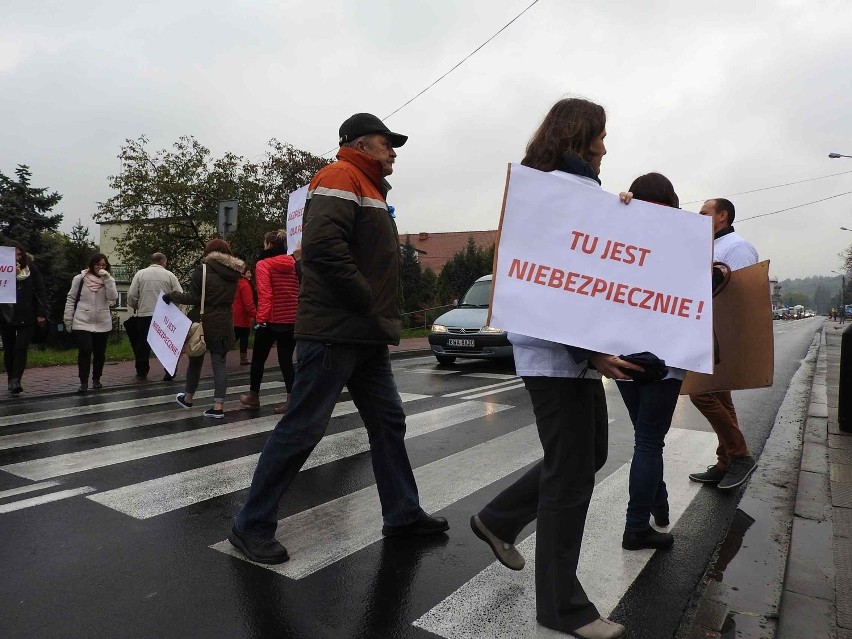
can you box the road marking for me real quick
[88,400,513,519]
[1,393,430,481]
[406,369,462,375]
[0,480,62,499]
[444,379,522,398]
[413,428,717,638]
[462,383,526,400]
[0,486,96,514]
[210,423,542,578]
[463,373,518,380]
[0,382,287,428]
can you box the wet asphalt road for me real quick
[0,318,823,639]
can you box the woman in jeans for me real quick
[64,253,118,393]
[1,241,47,395]
[239,230,300,414]
[166,239,244,418]
[615,173,683,551]
[469,98,640,639]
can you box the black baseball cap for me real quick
[338,113,408,148]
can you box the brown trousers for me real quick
[689,390,750,468]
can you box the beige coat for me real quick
[64,271,119,333]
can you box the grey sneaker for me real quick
[470,515,525,571]
[688,464,726,483]
[718,456,757,490]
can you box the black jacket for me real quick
[0,264,47,327]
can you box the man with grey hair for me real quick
[127,252,183,380]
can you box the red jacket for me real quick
[231,276,256,328]
[255,249,299,324]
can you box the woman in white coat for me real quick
[64,253,118,393]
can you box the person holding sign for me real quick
[230,113,448,567]
[614,173,683,552]
[688,198,759,490]
[164,239,245,419]
[470,98,639,639]
[64,253,118,393]
[0,241,47,395]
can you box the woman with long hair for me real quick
[469,98,639,639]
[240,230,300,413]
[64,253,118,393]
[167,239,244,419]
[1,241,47,394]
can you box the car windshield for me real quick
[459,280,491,308]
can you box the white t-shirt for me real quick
[714,230,759,271]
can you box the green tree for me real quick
[399,236,423,319]
[0,165,62,256]
[95,136,329,279]
[436,237,495,304]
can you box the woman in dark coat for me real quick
[1,241,47,394]
[166,239,244,419]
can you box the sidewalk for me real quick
[776,324,852,639]
[1,337,431,400]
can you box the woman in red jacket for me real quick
[232,268,256,365]
[240,230,300,413]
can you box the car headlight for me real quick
[431,324,448,333]
[480,325,505,334]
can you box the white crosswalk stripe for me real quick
[210,424,543,578]
[88,400,513,519]
[1,393,430,480]
[413,428,717,638]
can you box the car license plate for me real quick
[447,338,475,347]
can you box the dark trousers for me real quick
[249,326,295,394]
[234,326,251,353]
[74,330,109,383]
[235,340,424,539]
[1,324,34,381]
[132,316,153,376]
[617,378,682,532]
[478,377,608,633]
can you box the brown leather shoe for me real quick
[239,391,260,408]
[571,617,626,639]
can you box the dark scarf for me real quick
[714,226,736,240]
[554,154,601,185]
[259,246,288,260]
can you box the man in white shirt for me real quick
[689,198,759,490]
[127,253,183,380]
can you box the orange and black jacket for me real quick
[294,146,402,345]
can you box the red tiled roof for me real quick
[399,230,497,274]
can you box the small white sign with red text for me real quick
[490,164,715,373]
[0,246,16,303]
[286,184,308,255]
[148,293,192,376]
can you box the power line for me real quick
[682,169,852,205]
[738,191,852,223]
[322,0,542,156]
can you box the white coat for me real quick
[64,271,119,333]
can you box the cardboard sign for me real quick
[147,293,192,376]
[680,260,774,394]
[0,246,16,303]
[489,164,715,373]
[286,184,308,255]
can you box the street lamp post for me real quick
[828,152,852,430]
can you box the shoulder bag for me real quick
[183,264,207,357]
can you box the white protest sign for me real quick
[286,184,308,255]
[490,164,715,373]
[147,293,192,376]
[0,246,16,303]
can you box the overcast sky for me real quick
[3,0,852,280]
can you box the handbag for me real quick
[618,351,669,383]
[183,264,208,357]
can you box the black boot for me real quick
[622,527,674,551]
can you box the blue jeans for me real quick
[616,378,682,532]
[235,340,425,539]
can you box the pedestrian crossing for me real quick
[0,366,718,638]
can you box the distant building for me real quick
[769,277,783,310]
[399,230,498,274]
[97,220,135,323]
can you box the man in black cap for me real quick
[230,113,449,565]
